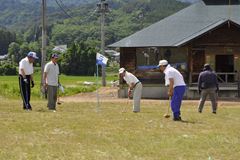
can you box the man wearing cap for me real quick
[197,64,218,114]
[43,54,60,112]
[158,60,186,121]
[19,51,38,110]
[119,68,142,113]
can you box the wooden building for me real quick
[109,0,240,99]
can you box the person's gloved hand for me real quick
[31,80,35,88]
[23,78,28,84]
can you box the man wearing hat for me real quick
[43,53,60,112]
[197,64,218,114]
[119,68,142,113]
[19,51,39,110]
[158,60,186,121]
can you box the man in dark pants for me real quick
[198,64,219,114]
[19,51,38,110]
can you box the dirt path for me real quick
[61,87,164,103]
[61,87,120,102]
[61,87,240,106]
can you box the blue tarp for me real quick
[137,65,159,70]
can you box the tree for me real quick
[0,28,16,55]
[61,41,97,75]
[8,42,20,64]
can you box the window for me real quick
[135,47,188,84]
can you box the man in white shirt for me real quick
[43,53,60,111]
[158,60,186,121]
[119,68,142,112]
[19,51,38,110]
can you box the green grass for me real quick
[0,74,117,99]
[0,99,239,160]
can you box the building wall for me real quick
[118,22,240,99]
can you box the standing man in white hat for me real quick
[119,68,142,113]
[158,60,186,121]
[19,51,39,110]
[43,53,60,112]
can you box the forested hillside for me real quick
[0,0,189,46]
[51,0,189,46]
[0,0,191,75]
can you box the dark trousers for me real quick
[198,88,217,112]
[47,85,58,110]
[171,86,186,118]
[19,75,32,109]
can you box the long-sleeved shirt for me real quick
[198,70,219,90]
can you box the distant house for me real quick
[53,45,67,53]
[105,50,120,62]
[109,0,240,99]
[0,54,8,61]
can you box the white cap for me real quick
[27,51,39,59]
[158,60,168,66]
[119,68,125,74]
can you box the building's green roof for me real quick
[109,1,240,47]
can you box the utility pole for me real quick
[41,0,47,94]
[97,0,109,86]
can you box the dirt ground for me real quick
[61,87,120,102]
[61,87,240,106]
[61,86,166,104]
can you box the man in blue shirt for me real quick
[198,64,219,114]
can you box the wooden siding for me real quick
[190,22,240,47]
[120,47,136,72]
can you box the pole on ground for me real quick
[41,0,47,97]
[97,0,109,86]
[96,64,100,112]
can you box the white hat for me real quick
[158,60,168,66]
[27,51,39,59]
[119,68,125,74]
[51,53,59,59]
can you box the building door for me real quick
[191,50,205,83]
[215,55,234,82]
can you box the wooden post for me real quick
[238,71,240,98]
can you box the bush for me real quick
[0,61,17,75]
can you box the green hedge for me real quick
[0,62,17,75]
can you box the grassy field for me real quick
[0,74,118,99]
[0,99,239,160]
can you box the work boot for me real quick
[173,116,182,121]
[133,111,140,113]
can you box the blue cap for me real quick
[27,52,39,59]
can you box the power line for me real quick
[54,0,73,19]
[54,0,98,26]
[58,0,74,16]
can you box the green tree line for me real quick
[0,0,189,75]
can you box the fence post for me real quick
[238,71,240,98]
